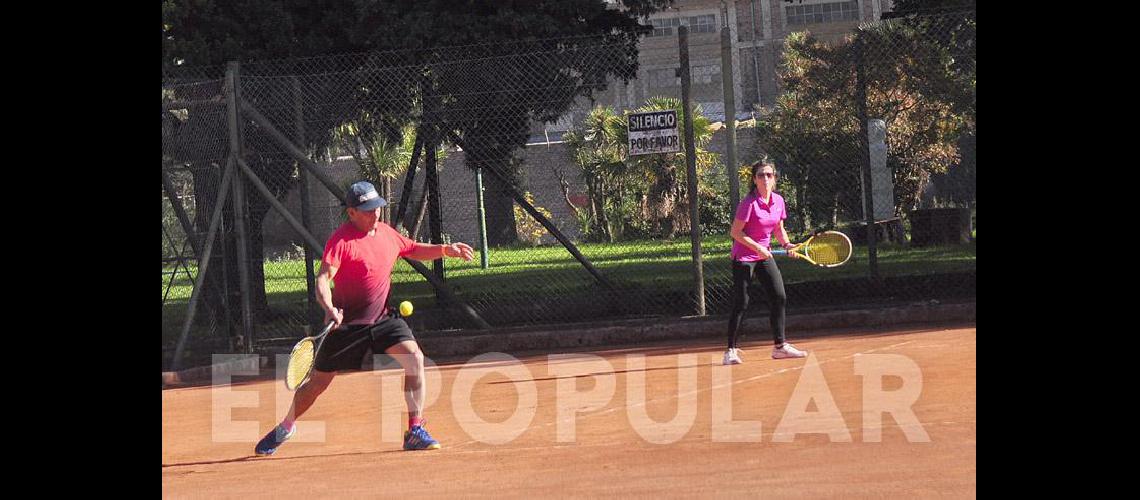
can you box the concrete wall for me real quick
[259,124,774,256]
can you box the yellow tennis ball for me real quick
[399,300,414,317]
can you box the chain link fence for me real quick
[162,11,975,370]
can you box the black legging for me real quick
[727,259,787,349]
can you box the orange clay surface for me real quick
[163,323,976,498]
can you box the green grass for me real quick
[162,236,975,354]
[163,236,975,307]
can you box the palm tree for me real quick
[564,105,628,242]
[335,121,448,230]
[627,96,716,239]
[565,98,718,241]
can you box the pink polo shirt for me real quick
[730,191,787,262]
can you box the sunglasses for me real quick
[755,172,777,178]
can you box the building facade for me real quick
[532,0,894,143]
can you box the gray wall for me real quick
[260,126,767,257]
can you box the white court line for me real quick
[445,340,918,450]
[439,419,977,455]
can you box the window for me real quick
[688,15,717,34]
[647,14,718,37]
[786,1,860,25]
[649,18,681,37]
[647,65,720,88]
[690,65,721,85]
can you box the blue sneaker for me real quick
[403,425,441,451]
[254,423,295,456]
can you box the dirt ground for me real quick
[163,323,976,498]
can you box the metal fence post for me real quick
[722,22,740,211]
[680,25,706,316]
[226,61,255,352]
[293,75,320,333]
[854,33,879,279]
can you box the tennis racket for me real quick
[284,320,337,391]
[772,230,853,267]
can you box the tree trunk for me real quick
[797,171,812,233]
[425,142,445,280]
[831,192,840,227]
[595,178,612,243]
[189,163,233,339]
[379,177,391,225]
[410,177,430,240]
[647,161,682,238]
[481,161,518,246]
[395,133,425,231]
[244,182,270,319]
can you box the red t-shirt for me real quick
[322,222,416,325]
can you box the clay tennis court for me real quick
[163,322,976,497]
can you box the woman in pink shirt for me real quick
[724,159,809,365]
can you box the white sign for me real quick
[867,119,895,221]
[628,110,680,156]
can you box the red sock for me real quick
[409,416,425,428]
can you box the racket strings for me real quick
[286,340,316,389]
[805,233,852,266]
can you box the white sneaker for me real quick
[723,348,743,365]
[772,343,808,359]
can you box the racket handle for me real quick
[771,249,788,256]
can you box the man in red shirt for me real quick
[256,181,474,454]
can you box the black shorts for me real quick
[313,317,416,373]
